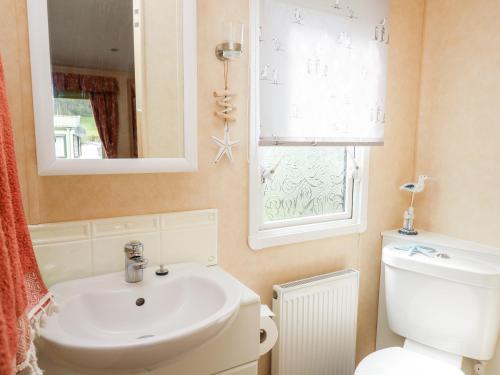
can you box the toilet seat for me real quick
[355,347,465,375]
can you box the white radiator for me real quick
[271,269,360,375]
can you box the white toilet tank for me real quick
[383,242,500,361]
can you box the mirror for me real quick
[27,0,197,175]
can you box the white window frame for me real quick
[248,0,370,251]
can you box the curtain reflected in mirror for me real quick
[47,0,184,159]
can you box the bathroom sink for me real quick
[39,263,242,371]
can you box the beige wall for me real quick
[415,0,500,247]
[0,0,425,373]
[415,0,500,371]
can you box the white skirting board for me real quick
[272,269,360,375]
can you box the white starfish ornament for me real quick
[212,126,240,163]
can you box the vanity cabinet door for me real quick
[215,361,258,375]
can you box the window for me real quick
[248,0,386,250]
[54,135,67,158]
[72,134,81,158]
[249,144,369,250]
[53,97,104,159]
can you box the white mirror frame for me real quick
[26,0,197,176]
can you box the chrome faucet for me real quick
[124,241,148,283]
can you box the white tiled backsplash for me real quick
[29,209,218,287]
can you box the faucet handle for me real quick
[133,258,148,270]
[124,241,144,258]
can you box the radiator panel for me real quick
[272,269,359,375]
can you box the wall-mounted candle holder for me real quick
[215,21,245,61]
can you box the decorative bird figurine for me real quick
[398,175,432,236]
[400,174,430,195]
[400,174,431,207]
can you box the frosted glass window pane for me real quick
[261,147,348,222]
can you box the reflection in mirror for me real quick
[47,0,184,159]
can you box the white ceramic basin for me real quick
[39,263,242,371]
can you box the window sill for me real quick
[248,218,367,250]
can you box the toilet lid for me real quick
[355,348,465,375]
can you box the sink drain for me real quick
[136,298,145,306]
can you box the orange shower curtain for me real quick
[0,58,54,374]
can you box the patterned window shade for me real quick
[258,0,389,146]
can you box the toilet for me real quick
[355,241,500,375]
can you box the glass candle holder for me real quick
[215,21,245,60]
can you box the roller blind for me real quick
[258,0,389,146]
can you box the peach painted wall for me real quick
[0,0,425,373]
[415,0,500,247]
[414,0,500,372]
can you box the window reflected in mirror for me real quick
[53,97,104,159]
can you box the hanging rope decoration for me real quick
[212,60,240,163]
